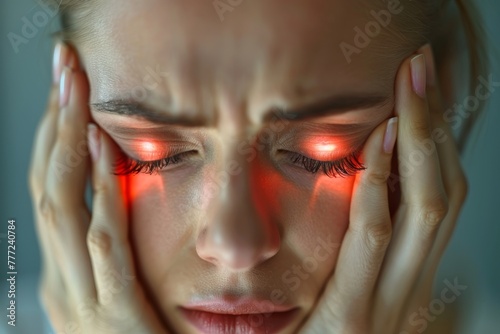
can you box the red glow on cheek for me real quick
[118,175,131,211]
[127,173,165,203]
[118,140,169,209]
[313,175,354,198]
[251,161,291,219]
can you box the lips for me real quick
[180,298,299,334]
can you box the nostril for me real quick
[218,245,272,270]
[195,208,282,270]
[206,256,219,266]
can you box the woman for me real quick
[29,0,487,333]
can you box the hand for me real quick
[29,43,168,334]
[297,44,468,334]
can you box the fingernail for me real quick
[420,44,436,87]
[88,123,101,162]
[59,67,73,108]
[53,43,68,85]
[411,54,426,98]
[383,117,398,154]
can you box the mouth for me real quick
[180,297,300,334]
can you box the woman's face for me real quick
[79,0,407,332]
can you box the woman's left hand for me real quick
[298,44,468,334]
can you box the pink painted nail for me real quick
[383,117,398,154]
[420,44,436,87]
[411,54,426,98]
[87,123,101,162]
[59,67,73,108]
[53,43,69,85]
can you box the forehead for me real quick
[81,0,407,119]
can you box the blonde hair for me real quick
[51,0,489,153]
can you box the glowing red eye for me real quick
[315,142,337,153]
[141,141,156,151]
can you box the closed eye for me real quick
[280,149,365,178]
[113,151,197,175]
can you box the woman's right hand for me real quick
[29,43,169,334]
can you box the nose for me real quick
[195,158,281,272]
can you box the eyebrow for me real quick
[91,94,390,126]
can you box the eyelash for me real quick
[285,150,366,178]
[113,152,193,175]
[113,149,366,177]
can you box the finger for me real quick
[395,53,448,209]
[374,53,449,329]
[400,46,469,324]
[87,128,171,333]
[45,67,96,305]
[30,42,72,290]
[30,42,71,199]
[31,86,61,284]
[29,87,60,196]
[87,126,139,310]
[419,44,468,276]
[300,117,397,332]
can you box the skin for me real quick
[29,1,468,333]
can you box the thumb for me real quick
[87,123,128,237]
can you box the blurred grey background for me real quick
[0,0,499,333]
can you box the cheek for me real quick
[295,176,353,284]
[252,156,353,247]
[128,171,206,286]
[251,162,354,304]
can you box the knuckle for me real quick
[419,198,449,230]
[364,222,392,249]
[87,228,113,258]
[364,168,390,186]
[93,180,112,196]
[39,194,58,227]
[42,188,83,224]
[408,117,431,139]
